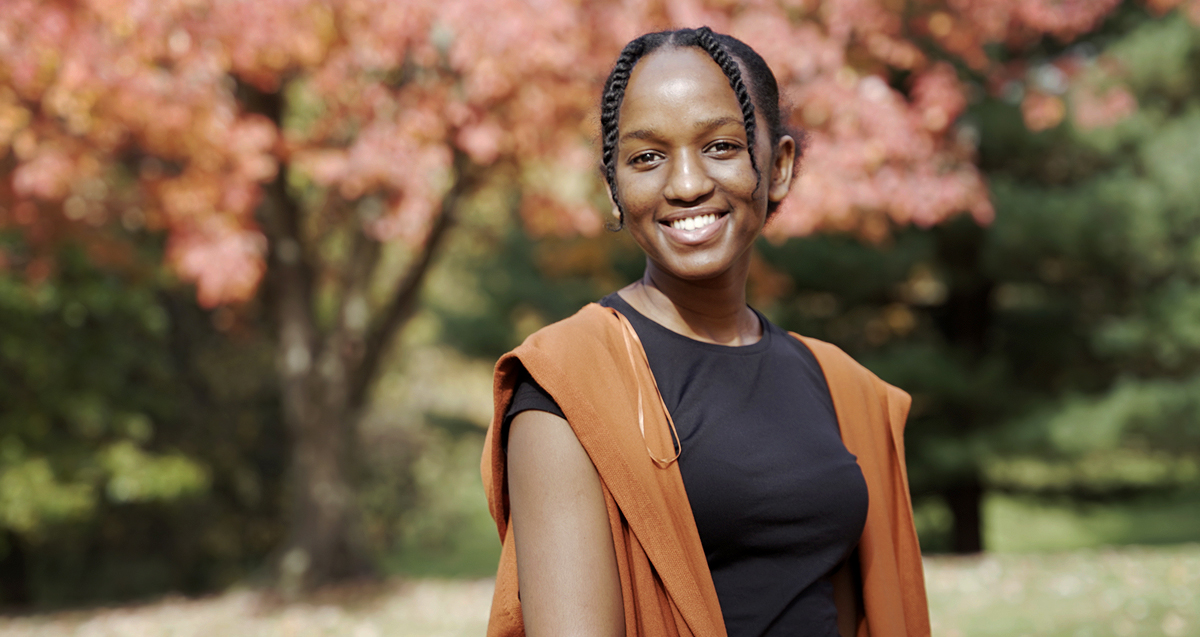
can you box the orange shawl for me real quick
[482,303,929,636]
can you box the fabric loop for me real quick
[610,307,681,467]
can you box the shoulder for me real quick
[516,303,619,358]
[788,333,868,383]
[786,333,891,389]
[497,303,628,385]
[497,303,635,414]
[492,302,667,484]
[786,332,912,430]
[787,333,870,379]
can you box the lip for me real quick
[658,210,729,246]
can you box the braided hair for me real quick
[599,27,799,228]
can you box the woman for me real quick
[482,27,929,637]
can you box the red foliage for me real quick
[0,0,1188,305]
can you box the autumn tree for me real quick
[4,0,1188,586]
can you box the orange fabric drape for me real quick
[482,303,930,636]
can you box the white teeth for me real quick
[671,214,717,231]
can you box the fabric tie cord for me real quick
[610,307,681,468]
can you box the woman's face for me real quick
[613,46,794,284]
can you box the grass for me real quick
[1,545,1195,636]
[925,545,1199,637]
[0,579,496,637]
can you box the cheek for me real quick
[711,161,761,196]
[615,170,660,207]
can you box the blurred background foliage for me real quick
[0,232,287,606]
[1,0,1200,614]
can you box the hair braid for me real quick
[599,42,645,228]
[692,27,761,194]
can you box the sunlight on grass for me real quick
[926,545,1200,637]
[0,579,495,637]
[2,546,1194,636]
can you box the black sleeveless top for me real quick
[505,294,869,637]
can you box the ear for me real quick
[608,183,623,222]
[768,135,796,204]
[601,163,623,222]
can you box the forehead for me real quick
[619,46,743,131]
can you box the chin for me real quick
[650,254,744,283]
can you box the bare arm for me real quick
[506,409,625,637]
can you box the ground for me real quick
[1,545,1195,637]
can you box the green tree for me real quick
[761,7,1200,552]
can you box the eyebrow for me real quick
[618,116,745,144]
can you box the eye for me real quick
[628,151,662,166]
[706,140,743,156]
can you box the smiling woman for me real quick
[482,27,929,637]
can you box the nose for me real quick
[663,151,714,203]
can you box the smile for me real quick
[668,214,719,231]
[658,211,729,246]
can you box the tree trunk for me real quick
[277,402,370,593]
[935,218,993,554]
[944,477,984,554]
[0,531,30,608]
[243,80,472,593]
[261,163,388,592]
[239,79,364,592]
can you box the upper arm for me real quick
[506,409,625,637]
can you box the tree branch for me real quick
[332,222,381,338]
[347,150,476,412]
[240,81,320,422]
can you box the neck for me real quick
[618,258,761,346]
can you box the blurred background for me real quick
[1,0,1199,635]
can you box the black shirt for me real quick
[505,293,869,637]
